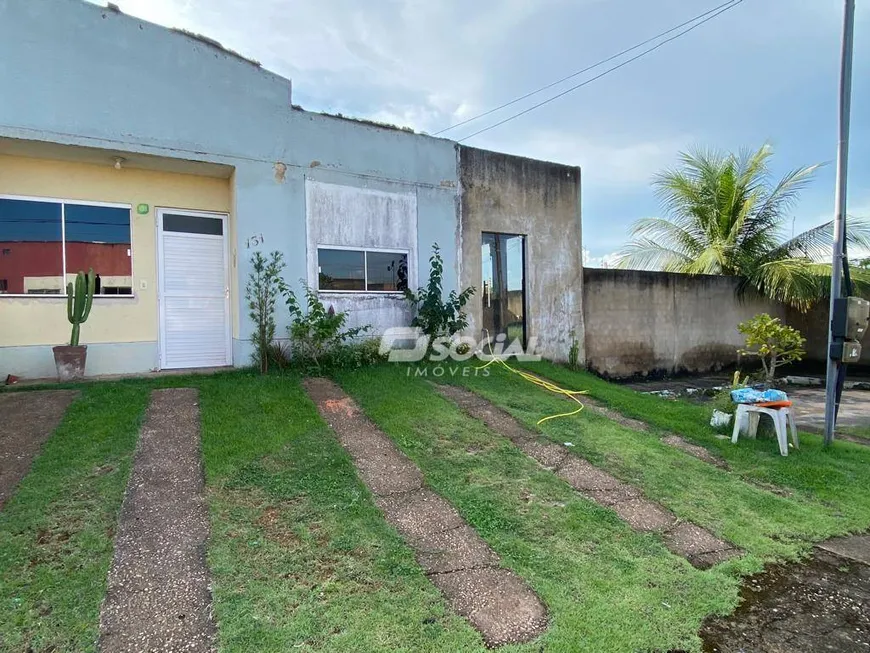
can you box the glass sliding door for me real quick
[481,232,526,348]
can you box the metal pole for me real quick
[824,0,856,446]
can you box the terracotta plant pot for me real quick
[53,345,88,381]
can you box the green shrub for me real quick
[285,281,371,370]
[265,340,292,371]
[404,243,475,340]
[568,329,580,370]
[246,251,287,373]
[737,313,805,382]
[327,339,387,369]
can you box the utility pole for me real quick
[824,0,856,446]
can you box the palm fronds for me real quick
[616,144,869,310]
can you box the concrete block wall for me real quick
[459,147,584,362]
[583,268,870,378]
[583,269,784,378]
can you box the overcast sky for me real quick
[102,0,869,265]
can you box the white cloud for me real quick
[582,249,620,269]
[504,130,688,188]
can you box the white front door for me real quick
[157,209,231,369]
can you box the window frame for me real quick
[316,244,410,295]
[0,193,135,299]
[481,231,528,349]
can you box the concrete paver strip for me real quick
[303,378,548,647]
[99,388,215,653]
[435,383,741,569]
[0,390,78,510]
[660,434,729,469]
[376,488,466,539]
[428,568,548,645]
[817,534,870,566]
[415,524,500,574]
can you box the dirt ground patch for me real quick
[0,390,78,510]
[699,548,870,652]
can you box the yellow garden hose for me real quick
[475,358,587,425]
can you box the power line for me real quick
[434,0,740,137]
[456,0,745,143]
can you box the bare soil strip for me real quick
[0,390,78,510]
[303,378,548,647]
[699,548,870,652]
[99,389,215,653]
[435,384,740,569]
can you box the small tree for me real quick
[738,313,806,382]
[246,251,287,374]
[404,243,475,339]
[285,281,370,369]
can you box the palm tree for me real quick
[616,144,870,310]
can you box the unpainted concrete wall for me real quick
[583,269,788,378]
[459,147,584,362]
[305,180,416,334]
[583,268,870,377]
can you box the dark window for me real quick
[0,197,133,296]
[366,251,408,291]
[101,286,133,295]
[163,213,223,235]
[0,198,63,294]
[318,248,365,291]
[0,279,7,292]
[317,248,409,292]
[66,203,132,295]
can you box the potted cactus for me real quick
[52,269,95,381]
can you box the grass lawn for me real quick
[0,384,149,652]
[334,366,740,652]
[2,364,868,651]
[198,372,483,652]
[503,361,870,533]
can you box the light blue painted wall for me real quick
[0,0,459,372]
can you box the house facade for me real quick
[0,0,583,379]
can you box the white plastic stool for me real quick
[731,404,799,456]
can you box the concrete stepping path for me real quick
[435,384,741,569]
[303,378,548,647]
[817,534,870,566]
[99,388,215,653]
[0,390,78,510]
